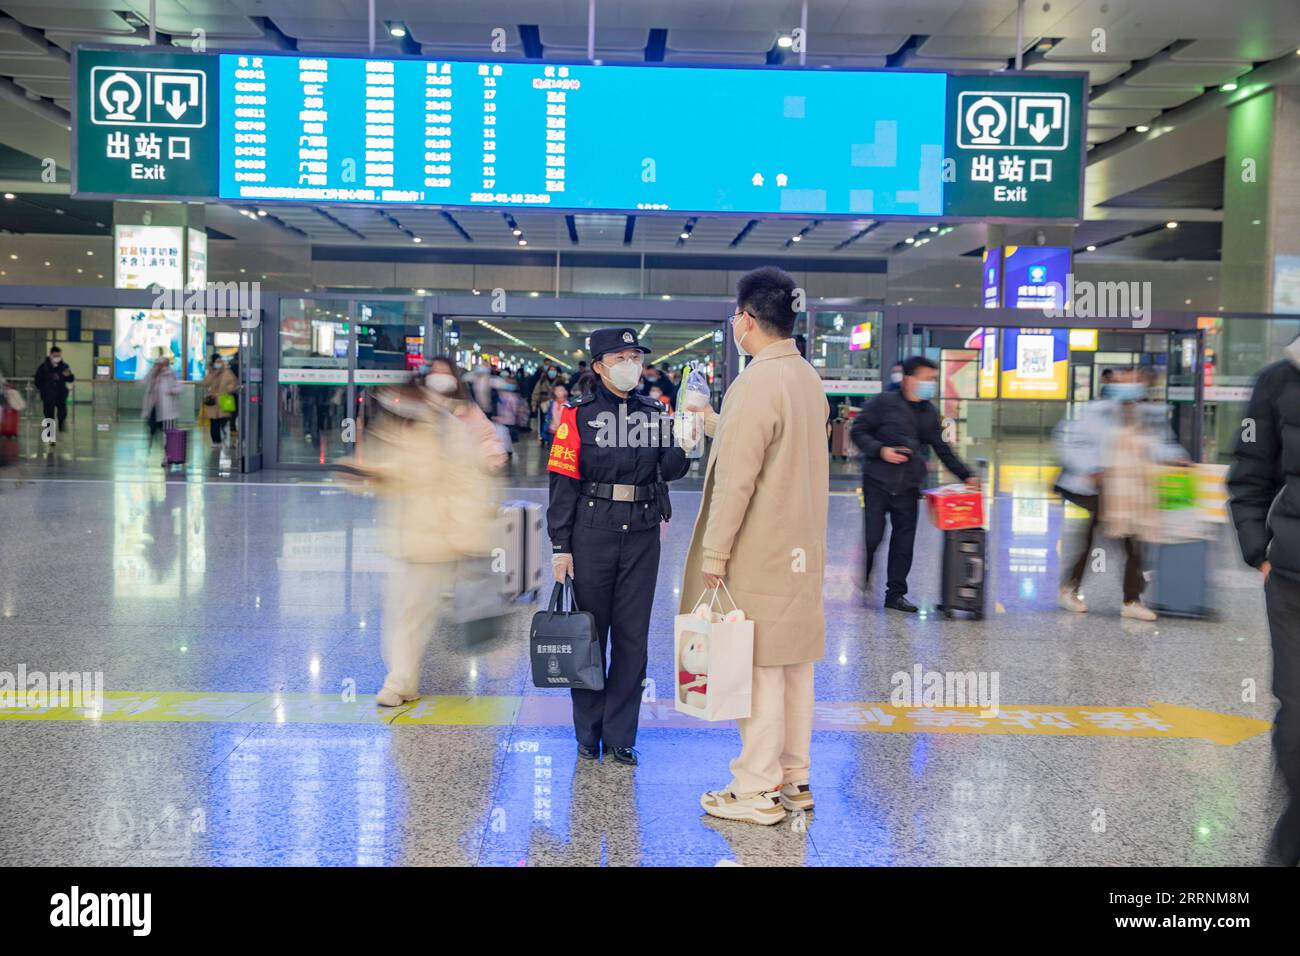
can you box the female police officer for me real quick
[547,327,695,765]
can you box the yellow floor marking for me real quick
[0,691,1269,745]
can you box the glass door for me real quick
[277,297,353,466]
[238,321,264,472]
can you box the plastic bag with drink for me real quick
[676,363,711,459]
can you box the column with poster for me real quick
[186,228,207,381]
[113,224,184,380]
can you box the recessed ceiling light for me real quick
[387,21,407,38]
[680,231,690,239]
[530,291,540,297]
[1220,82,1238,92]
[1166,221,1178,229]
[416,288,426,295]
[518,239,527,246]
[44,261,50,266]
[512,228,522,236]
[86,250,93,255]
[8,254,16,260]
[1086,244,1096,251]
[1135,125,1150,133]
[905,237,915,244]
[412,236,422,243]
[777,35,793,49]
[257,209,267,217]
[928,225,939,233]
[3,193,13,200]
[791,235,801,242]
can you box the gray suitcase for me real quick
[1149,539,1212,618]
[497,500,545,601]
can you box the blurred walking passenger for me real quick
[1054,368,1187,619]
[542,383,568,448]
[1228,332,1300,866]
[140,353,183,464]
[350,361,506,707]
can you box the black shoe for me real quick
[884,596,919,613]
[605,746,638,766]
[577,743,599,761]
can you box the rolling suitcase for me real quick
[164,426,188,469]
[493,503,526,599]
[1148,539,1212,618]
[936,527,985,620]
[503,498,545,600]
[0,406,17,438]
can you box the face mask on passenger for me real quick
[427,373,458,395]
[1110,383,1146,403]
[913,380,937,401]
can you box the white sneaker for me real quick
[779,782,814,812]
[700,789,787,826]
[1121,601,1157,621]
[1058,587,1088,613]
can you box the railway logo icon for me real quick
[957,91,1069,151]
[91,67,207,129]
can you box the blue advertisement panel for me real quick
[982,246,1003,309]
[1002,245,1071,311]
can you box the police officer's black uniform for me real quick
[547,327,692,764]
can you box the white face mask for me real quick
[733,314,753,357]
[601,358,642,392]
[427,373,458,395]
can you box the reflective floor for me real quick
[0,428,1283,867]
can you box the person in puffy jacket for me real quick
[140,353,183,465]
[1229,333,1300,866]
[34,347,75,438]
[849,355,977,612]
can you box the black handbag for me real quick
[529,577,604,691]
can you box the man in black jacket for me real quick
[34,347,75,438]
[850,356,979,611]
[1228,334,1300,866]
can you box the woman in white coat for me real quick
[140,354,183,466]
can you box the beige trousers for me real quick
[727,661,815,798]
[380,560,451,698]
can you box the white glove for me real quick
[552,552,574,581]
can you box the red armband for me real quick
[546,404,581,478]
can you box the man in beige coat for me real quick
[681,266,830,826]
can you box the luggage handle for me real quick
[965,557,984,585]
[547,575,580,614]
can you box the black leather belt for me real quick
[581,481,657,502]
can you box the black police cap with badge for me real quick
[586,327,650,364]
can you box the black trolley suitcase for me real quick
[936,527,986,620]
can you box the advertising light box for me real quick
[848,322,873,351]
[1001,327,1069,400]
[113,223,183,381]
[982,246,1003,309]
[1003,245,1070,311]
[73,47,1086,221]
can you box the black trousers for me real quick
[862,481,920,599]
[570,522,660,750]
[42,399,67,430]
[1266,572,1300,865]
[1056,485,1145,602]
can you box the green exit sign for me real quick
[943,72,1087,221]
[72,47,219,199]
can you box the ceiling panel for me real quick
[0,54,69,78]
[661,50,768,65]
[1044,36,1175,62]
[1025,59,1131,85]
[804,34,909,57]
[1090,86,1204,109]
[1124,60,1249,88]
[1086,106,1160,127]
[1087,127,1124,145]
[47,33,150,53]
[915,34,1032,59]
[1174,37,1300,61]
[0,19,46,56]
[665,30,776,54]
[13,76,69,98]
[0,7,135,34]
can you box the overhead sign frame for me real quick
[72,44,1087,223]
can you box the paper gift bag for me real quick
[673,586,753,722]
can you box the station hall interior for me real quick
[1,0,1299,869]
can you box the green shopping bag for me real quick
[1156,469,1196,510]
[218,393,236,414]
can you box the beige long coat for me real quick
[679,338,830,666]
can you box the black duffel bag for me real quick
[529,577,603,691]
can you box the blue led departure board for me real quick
[74,47,1087,221]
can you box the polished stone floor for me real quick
[0,428,1283,867]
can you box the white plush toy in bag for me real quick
[672,586,754,721]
